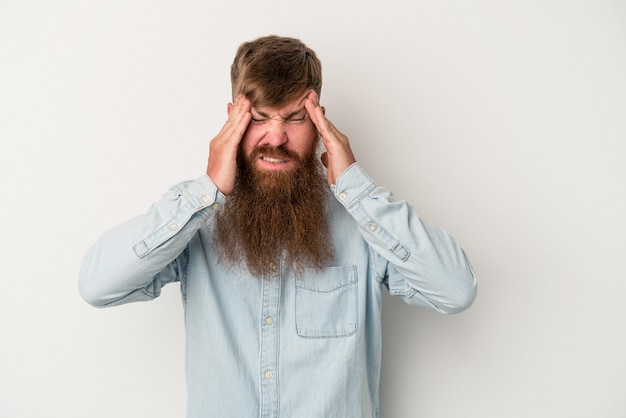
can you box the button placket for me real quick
[259,261,280,417]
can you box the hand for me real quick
[206,95,252,195]
[304,91,356,185]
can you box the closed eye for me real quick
[285,112,308,123]
[249,109,307,124]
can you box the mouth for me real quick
[247,145,299,172]
[261,156,290,164]
[255,154,293,171]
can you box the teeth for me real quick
[263,156,286,163]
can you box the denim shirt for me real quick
[79,163,477,418]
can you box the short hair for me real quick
[230,35,322,108]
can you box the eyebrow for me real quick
[252,94,309,119]
[252,107,307,120]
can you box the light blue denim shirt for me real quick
[79,163,477,418]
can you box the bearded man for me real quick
[79,35,477,418]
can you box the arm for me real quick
[305,93,476,314]
[334,164,477,314]
[78,176,224,307]
[79,95,252,307]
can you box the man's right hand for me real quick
[206,95,252,195]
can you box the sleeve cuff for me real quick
[176,174,227,211]
[331,163,376,208]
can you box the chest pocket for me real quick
[295,265,358,338]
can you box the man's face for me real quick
[216,91,332,276]
[234,91,319,174]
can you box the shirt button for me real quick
[269,262,277,271]
[202,195,210,203]
[368,224,377,232]
[339,192,347,200]
[211,203,219,210]
[265,370,273,380]
[265,316,274,325]
[170,223,179,231]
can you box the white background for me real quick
[1,0,625,417]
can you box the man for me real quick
[79,35,477,418]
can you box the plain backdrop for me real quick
[1,0,625,417]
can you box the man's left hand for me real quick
[304,91,357,185]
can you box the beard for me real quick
[213,140,334,277]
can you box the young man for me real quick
[79,35,477,418]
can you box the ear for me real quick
[321,106,326,116]
[227,102,234,115]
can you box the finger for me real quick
[304,92,328,131]
[231,95,251,120]
[232,108,251,137]
[225,96,251,138]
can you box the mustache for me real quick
[249,144,301,162]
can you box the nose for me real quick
[262,119,288,147]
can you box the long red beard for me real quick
[213,142,334,277]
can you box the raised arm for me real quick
[78,176,224,307]
[79,96,252,307]
[334,165,477,313]
[305,92,476,313]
